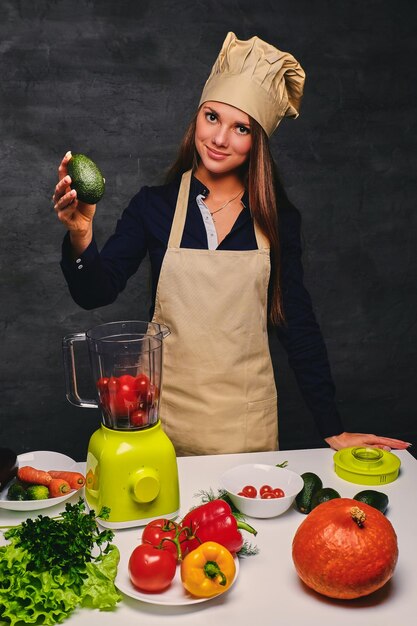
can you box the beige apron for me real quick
[152,170,278,456]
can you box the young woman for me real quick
[53,33,410,456]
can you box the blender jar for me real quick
[62,320,169,430]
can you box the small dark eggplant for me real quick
[0,448,18,490]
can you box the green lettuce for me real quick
[0,541,121,625]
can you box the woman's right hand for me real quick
[53,151,96,255]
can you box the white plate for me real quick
[0,451,80,511]
[114,530,239,606]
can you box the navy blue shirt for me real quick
[61,174,344,438]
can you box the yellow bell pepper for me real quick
[180,541,236,598]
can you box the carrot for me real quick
[17,466,52,486]
[48,470,86,489]
[48,478,71,497]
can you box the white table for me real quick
[1,448,416,625]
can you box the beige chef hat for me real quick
[199,32,306,136]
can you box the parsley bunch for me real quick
[5,498,114,583]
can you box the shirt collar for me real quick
[190,173,250,211]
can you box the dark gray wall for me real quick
[1,0,416,460]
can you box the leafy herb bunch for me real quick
[5,498,114,584]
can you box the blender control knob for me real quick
[129,467,160,503]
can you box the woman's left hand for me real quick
[324,432,412,452]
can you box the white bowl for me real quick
[0,451,79,511]
[220,463,304,519]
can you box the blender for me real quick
[62,320,179,528]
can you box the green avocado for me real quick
[353,489,389,514]
[295,472,323,514]
[310,487,341,510]
[67,153,105,204]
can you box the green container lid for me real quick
[333,446,401,485]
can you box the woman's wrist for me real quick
[69,230,93,258]
[324,433,346,450]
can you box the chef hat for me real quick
[199,32,306,136]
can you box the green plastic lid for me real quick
[333,446,401,485]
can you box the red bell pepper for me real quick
[180,499,257,555]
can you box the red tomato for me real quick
[261,492,278,499]
[128,543,177,592]
[107,375,139,417]
[96,377,110,409]
[242,485,257,498]
[134,373,150,399]
[142,519,186,561]
[260,484,273,496]
[130,409,148,427]
[97,377,109,392]
[142,519,178,556]
[272,488,285,498]
[118,375,139,401]
[107,376,119,393]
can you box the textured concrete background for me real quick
[0,0,416,460]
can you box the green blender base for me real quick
[85,421,180,528]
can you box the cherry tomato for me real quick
[261,491,278,499]
[134,373,150,400]
[96,377,110,409]
[107,375,139,417]
[118,375,139,401]
[237,491,247,496]
[142,519,182,560]
[242,485,257,498]
[130,409,148,427]
[259,484,273,496]
[272,488,285,498]
[107,376,119,393]
[128,543,177,592]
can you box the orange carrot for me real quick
[48,470,86,489]
[48,478,71,497]
[17,466,52,486]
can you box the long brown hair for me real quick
[166,112,285,326]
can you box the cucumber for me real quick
[7,482,27,501]
[295,472,323,514]
[353,490,389,514]
[311,487,341,510]
[26,485,50,500]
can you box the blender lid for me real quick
[333,446,401,485]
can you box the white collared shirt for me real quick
[196,193,218,250]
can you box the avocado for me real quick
[310,487,341,510]
[26,485,50,500]
[295,472,323,514]
[353,489,389,514]
[67,153,105,204]
[7,482,27,501]
[0,447,18,490]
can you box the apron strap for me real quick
[168,170,192,248]
[254,222,270,250]
[168,169,270,250]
